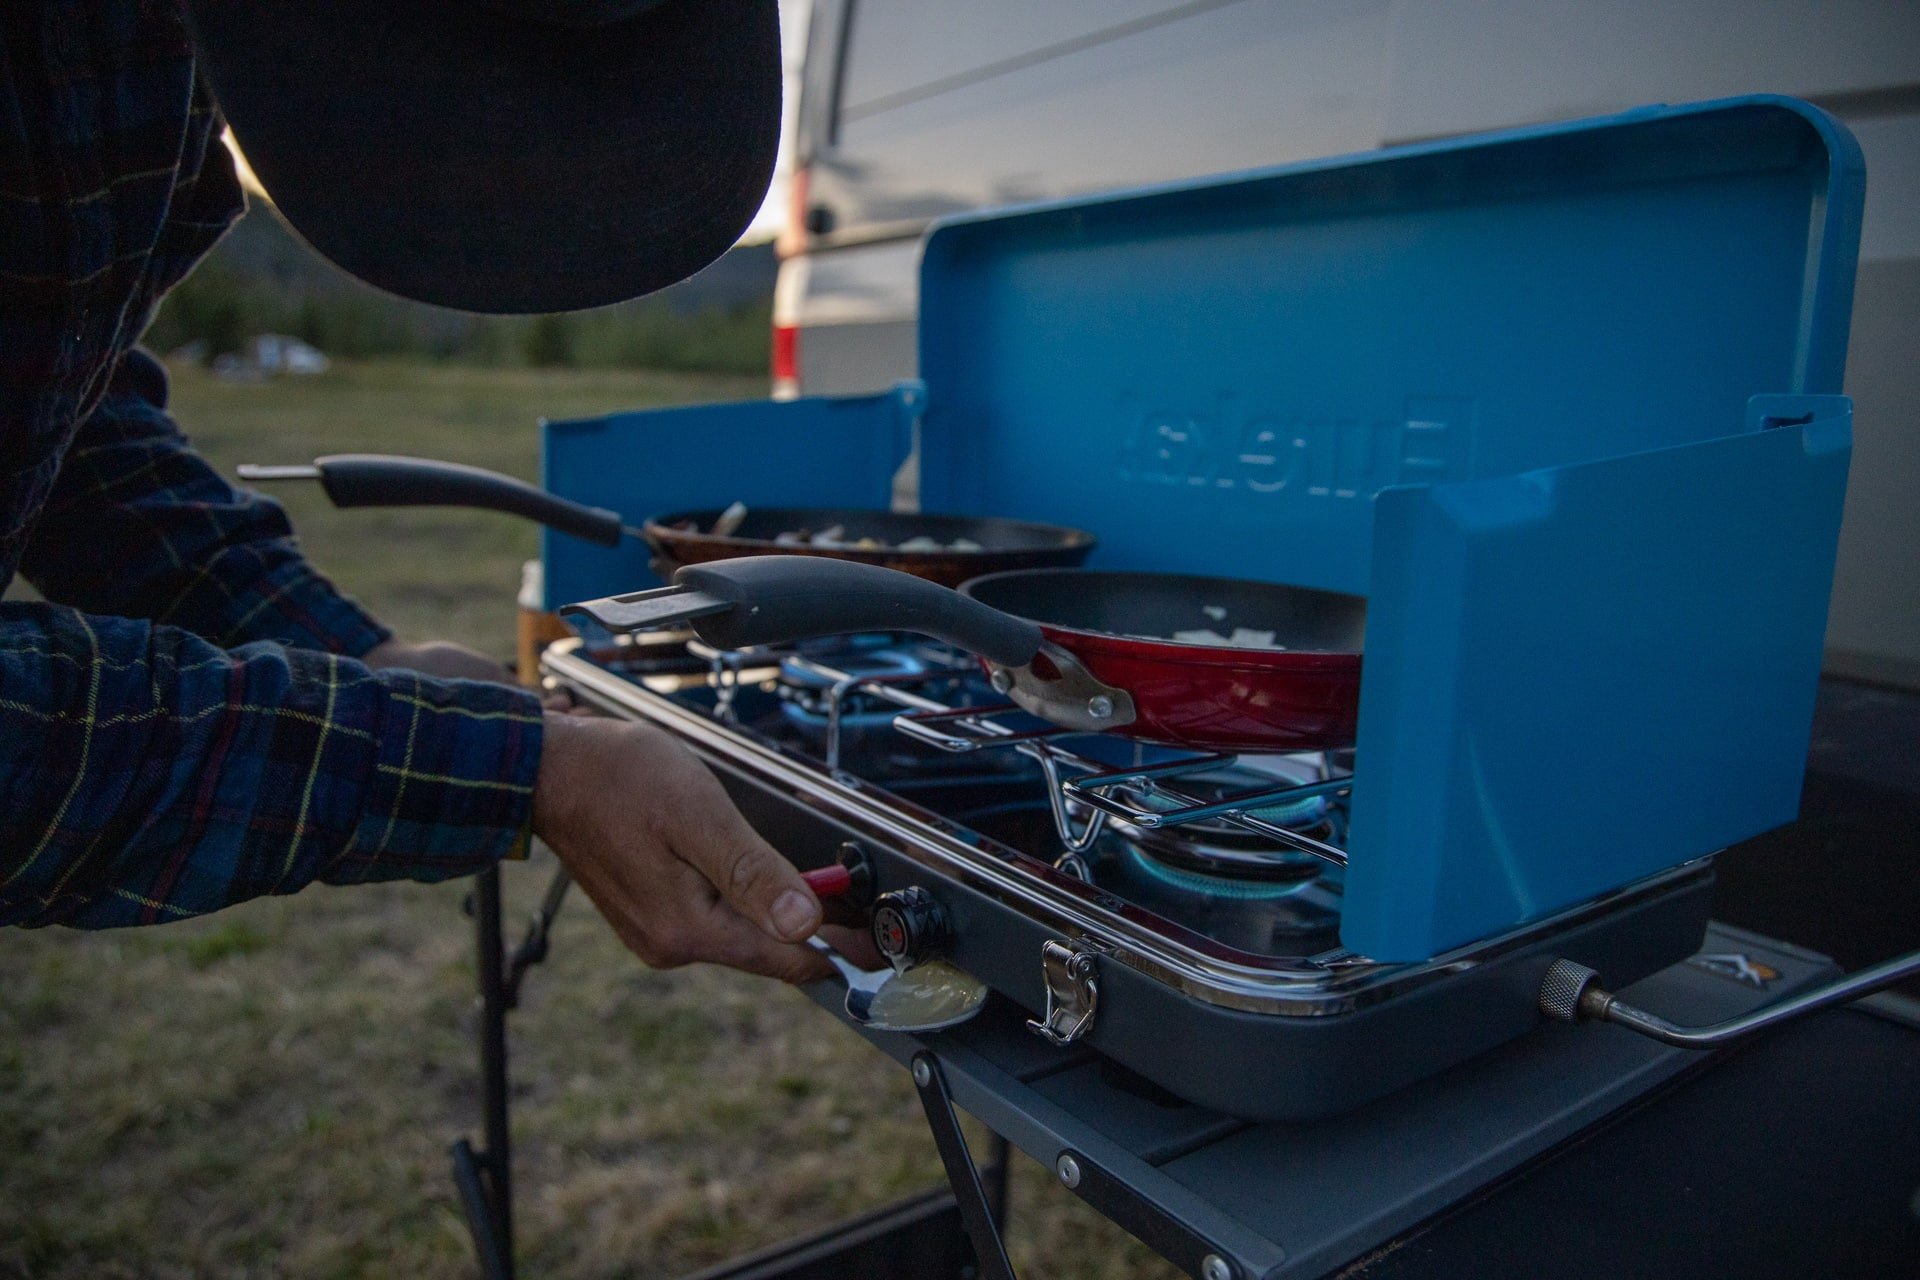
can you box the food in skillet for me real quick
[1170,626,1285,649]
[686,503,986,552]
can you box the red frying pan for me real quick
[561,556,1365,753]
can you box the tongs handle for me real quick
[238,454,627,547]
[563,556,1045,668]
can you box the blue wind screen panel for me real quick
[1345,401,1851,959]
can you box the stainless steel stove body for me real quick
[544,631,1711,1120]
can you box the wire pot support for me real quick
[781,649,1351,866]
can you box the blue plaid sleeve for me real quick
[18,348,390,657]
[0,601,544,928]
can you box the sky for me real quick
[743,0,812,244]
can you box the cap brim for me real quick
[186,0,780,314]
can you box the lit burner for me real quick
[1120,847,1321,901]
[1103,757,1340,885]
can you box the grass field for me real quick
[0,362,1178,1280]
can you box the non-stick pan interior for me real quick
[962,570,1366,653]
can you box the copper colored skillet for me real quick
[563,556,1366,753]
[235,455,1095,587]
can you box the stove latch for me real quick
[1028,940,1100,1046]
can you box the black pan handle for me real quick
[236,454,626,548]
[598,556,1046,668]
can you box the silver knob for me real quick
[1085,694,1114,719]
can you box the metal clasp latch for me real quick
[1027,940,1099,1046]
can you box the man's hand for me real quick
[533,714,834,984]
[368,640,838,979]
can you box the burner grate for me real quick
[777,647,1352,869]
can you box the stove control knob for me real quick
[871,887,951,969]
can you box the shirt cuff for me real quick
[324,669,545,884]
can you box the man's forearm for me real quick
[0,602,541,928]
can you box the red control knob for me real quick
[803,864,855,899]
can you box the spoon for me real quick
[807,936,986,1033]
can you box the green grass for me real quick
[0,361,1179,1280]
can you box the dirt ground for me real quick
[0,362,1178,1280]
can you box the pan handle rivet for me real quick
[1201,1254,1232,1280]
[1085,695,1114,719]
[911,1059,932,1088]
[989,668,1014,694]
[1055,1153,1082,1188]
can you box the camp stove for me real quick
[529,97,1876,1120]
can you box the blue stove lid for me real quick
[915,96,1864,595]
[911,96,1867,961]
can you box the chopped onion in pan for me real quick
[710,501,749,536]
[1171,626,1285,649]
[707,504,993,552]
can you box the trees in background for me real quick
[145,211,773,375]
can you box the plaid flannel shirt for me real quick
[1,1,543,928]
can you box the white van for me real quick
[772,0,1920,687]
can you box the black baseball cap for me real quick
[184,0,781,314]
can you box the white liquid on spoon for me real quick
[866,960,985,1029]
